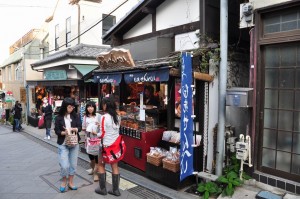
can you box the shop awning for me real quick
[93,73,122,84]
[73,64,98,77]
[124,67,170,83]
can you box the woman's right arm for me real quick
[54,116,66,136]
[82,116,87,132]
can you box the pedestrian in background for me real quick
[54,97,81,193]
[82,101,101,182]
[42,97,53,140]
[95,96,121,196]
[12,101,22,132]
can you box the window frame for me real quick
[55,24,59,51]
[66,17,71,47]
[102,14,116,35]
[15,63,22,81]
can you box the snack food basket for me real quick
[146,153,164,166]
[162,158,180,172]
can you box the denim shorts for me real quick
[58,144,79,177]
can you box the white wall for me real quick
[250,0,293,9]
[48,0,140,53]
[175,30,199,51]
[122,0,200,44]
[124,15,152,39]
[156,0,199,31]
[26,59,43,81]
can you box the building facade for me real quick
[249,0,299,194]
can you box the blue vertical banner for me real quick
[180,52,194,181]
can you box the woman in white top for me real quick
[54,97,81,193]
[82,101,101,182]
[95,96,121,196]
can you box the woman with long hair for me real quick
[95,96,121,196]
[82,101,101,182]
[54,97,81,193]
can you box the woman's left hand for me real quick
[71,128,78,133]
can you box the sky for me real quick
[0,0,56,64]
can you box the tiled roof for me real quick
[31,43,111,67]
[94,53,180,73]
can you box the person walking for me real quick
[12,101,22,132]
[42,97,53,140]
[54,97,81,193]
[82,101,101,182]
[95,96,122,196]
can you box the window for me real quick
[1,69,4,82]
[15,63,22,81]
[66,17,71,47]
[263,8,300,34]
[55,24,59,51]
[102,14,116,35]
[8,66,11,81]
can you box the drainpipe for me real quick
[77,2,80,44]
[216,0,228,176]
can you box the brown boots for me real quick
[88,161,95,175]
[95,173,121,196]
[93,164,99,182]
[88,161,99,181]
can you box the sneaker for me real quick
[44,136,48,140]
[47,136,51,140]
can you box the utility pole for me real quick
[216,0,228,176]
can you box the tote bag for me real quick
[86,136,100,155]
[65,131,78,147]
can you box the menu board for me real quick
[20,87,26,103]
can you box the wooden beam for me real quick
[169,68,214,82]
[193,72,214,82]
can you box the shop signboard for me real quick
[93,73,122,84]
[44,70,67,80]
[180,52,194,181]
[96,48,135,69]
[124,68,169,83]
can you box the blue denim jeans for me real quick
[14,119,21,131]
[46,128,51,137]
[58,144,79,177]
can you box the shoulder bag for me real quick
[100,116,126,164]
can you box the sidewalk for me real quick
[3,123,299,199]
[2,123,195,199]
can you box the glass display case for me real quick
[119,105,156,140]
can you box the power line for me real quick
[25,0,129,56]
[0,4,52,8]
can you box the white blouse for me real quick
[97,113,120,146]
[82,113,101,138]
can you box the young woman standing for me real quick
[54,97,81,193]
[82,101,101,182]
[95,96,122,196]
